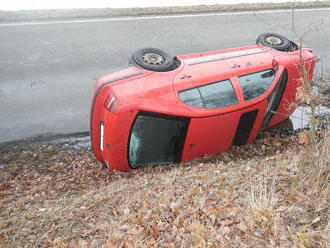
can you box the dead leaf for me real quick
[190,186,199,197]
[311,216,321,225]
[325,135,330,149]
[209,214,216,225]
[298,131,311,145]
[136,216,145,227]
[77,239,88,248]
[127,228,139,235]
[119,225,130,231]
[314,93,323,106]
[321,77,328,86]
[20,228,32,236]
[222,219,235,226]
[236,222,247,233]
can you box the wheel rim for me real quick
[141,53,165,65]
[265,36,283,46]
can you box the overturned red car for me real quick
[90,33,315,171]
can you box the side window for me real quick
[199,80,238,108]
[178,88,204,108]
[239,69,276,101]
[178,79,238,109]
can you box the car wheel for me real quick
[131,47,181,72]
[256,33,291,52]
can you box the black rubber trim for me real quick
[127,111,191,169]
[237,68,275,79]
[90,71,143,153]
[259,69,288,131]
[188,50,268,66]
[232,109,259,146]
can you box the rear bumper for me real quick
[90,100,136,171]
[89,70,144,167]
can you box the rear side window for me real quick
[239,69,276,101]
[179,79,238,109]
[178,88,204,108]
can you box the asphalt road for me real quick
[0,8,329,143]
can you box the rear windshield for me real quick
[238,69,276,101]
[179,79,238,109]
[128,113,189,168]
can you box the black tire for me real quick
[131,47,180,72]
[256,33,291,52]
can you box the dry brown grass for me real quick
[2,1,330,23]
[0,131,329,247]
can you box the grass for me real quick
[0,130,329,247]
[2,1,330,22]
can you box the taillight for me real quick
[104,94,117,113]
[100,122,104,151]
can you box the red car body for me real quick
[90,42,315,171]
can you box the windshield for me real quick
[239,69,276,101]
